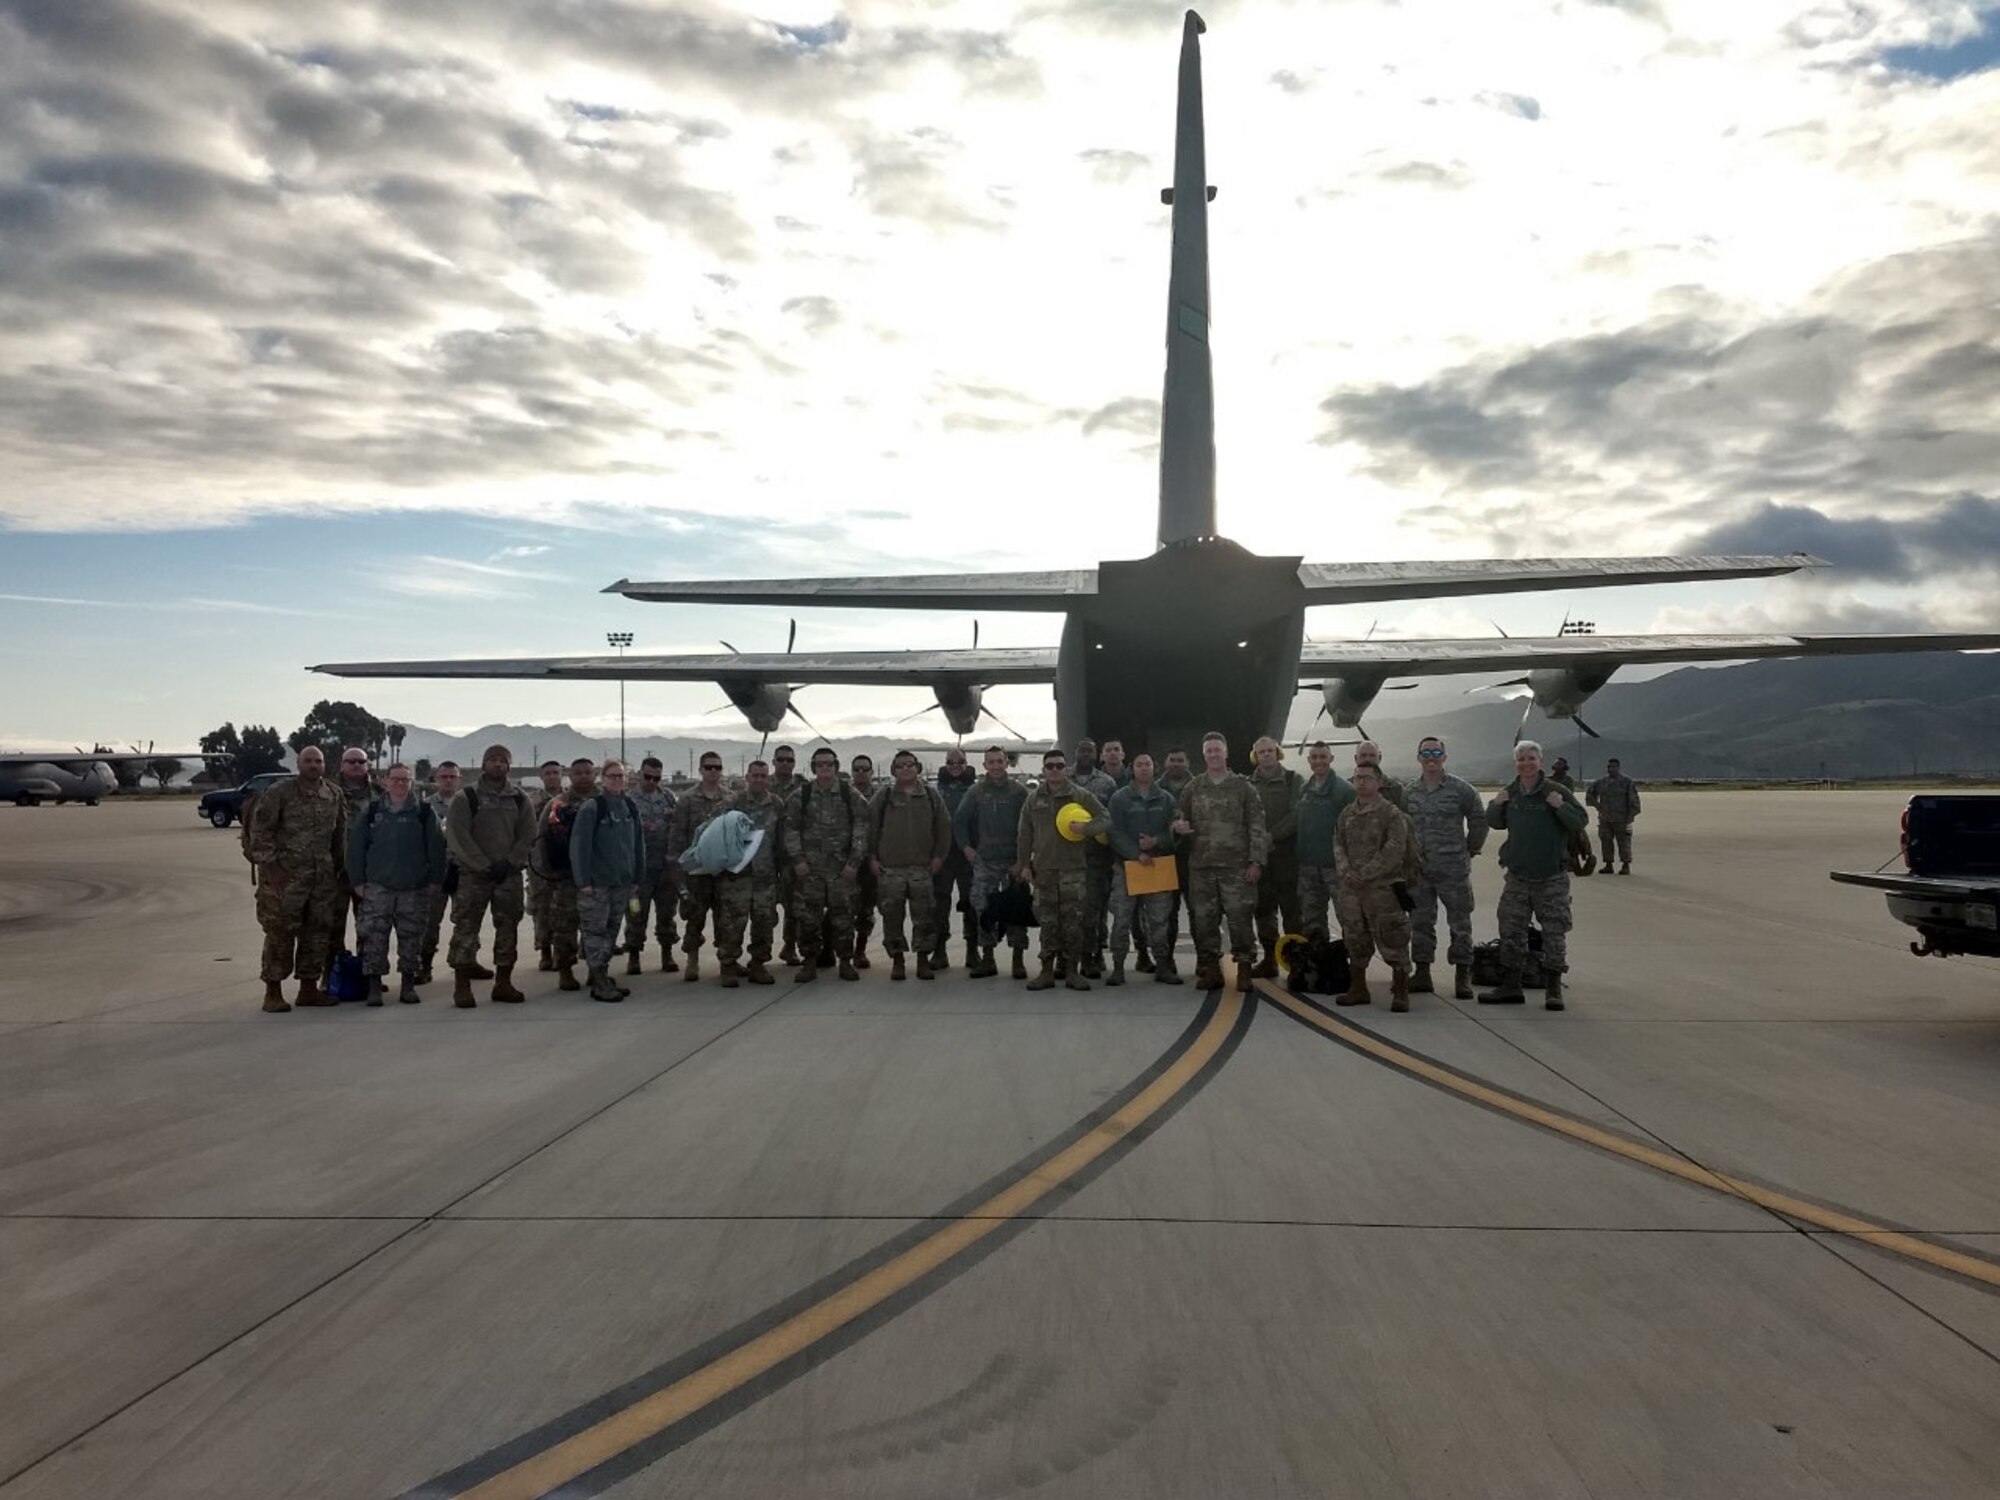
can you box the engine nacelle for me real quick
[716,678,794,734]
[1525,665,1617,721]
[931,682,985,738]
[1321,673,1389,730]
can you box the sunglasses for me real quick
[1418,749,1445,759]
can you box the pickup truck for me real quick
[197,772,291,829]
[1831,794,2000,959]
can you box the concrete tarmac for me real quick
[2,792,1997,1498]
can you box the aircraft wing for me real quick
[1294,554,1822,606]
[312,648,1062,686]
[1298,632,2000,679]
[606,572,1094,611]
[0,751,222,765]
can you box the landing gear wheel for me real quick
[14,793,36,808]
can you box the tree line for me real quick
[199,700,405,783]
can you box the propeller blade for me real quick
[704,703,736,717]
[790,703,827,740]
[1385,682,1418,690]
[1297,702,1328,755]
[758,730,771,759]
[786,618,797,655]
[1573,714,1601,740]
[1493,620,1509,638]
[1513,697,1534,746]
[896,705,938,725]
[719,639,739,655]
[981,705,1028,741]
[973,619,980,651]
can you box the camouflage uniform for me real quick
[1334,797,1412,969]
[526,785,557,954]
[540,790,587,970]
[348,793,446,979]
[1105,781,1177,967]
[871,781,952,960]
[1249,763,1305,961]
[1296,772,1356,941]
[444,778,537,971]
[1587,772,1642,868]
[247,777,347,983]
[1404,774,1487,967]
[329,775,377,961]
[1018,782,1110,969]
[573,792,643,973]
[421,790,457,974]
[932,766,979,956]
[671,783,732,961]
[625,782,681,960]
[955,775,1030,955]
[1073,766,1118,966]
[848,778,881,959]
[1175,772,1269,971]
[717,787,783,967]
[1487,774,1589,975]
[782,778,871,961]
[770,771,803,958]
[1159,770,1194,949]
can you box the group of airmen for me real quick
[241,731,1644,1015]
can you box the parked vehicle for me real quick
[197,772,291,829]
[1831,795,2000,959]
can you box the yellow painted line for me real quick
[452,986,1246,1500]
[1256,979,2000,1291]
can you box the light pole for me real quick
[607,632,633,762]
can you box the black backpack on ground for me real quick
[1469,928,1548,989]
[1282,934,1351,997]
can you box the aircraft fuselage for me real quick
[0,761,115,805]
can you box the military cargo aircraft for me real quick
[0,750,216,806]
[313,11,2000,752]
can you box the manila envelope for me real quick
[1123,858,1179,896]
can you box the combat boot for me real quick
[297,976,334,1007]
[930,941,950,972]
[416,964,433,986]
[452,969,477,1009]
[1010,948,1028,981]
[1252,951,1280,980]
[745,959,775,986]
[557,965,581,992]
[780,941,800,967]
[796,960,818,983]
[625,949,643,976]
[1478,969,1525,1005]
[658,945,680,973]
[916,954,935,981]
[683,951,700,983]
[491,967,525,1004]
[890,954,907,981]
[837,954,859,981]
[1335,963,1373,1007]
[261,981,291,1014]
[1135,950,1156,974]
[398,975,421,1004]
[1544,972,1566,1011]
[1065,967,1091,992]
[1409,962,1434,994]
[537,943,555,973]
[970,947,997,979]
[587,968,624,1003]
[1154,960,1184,986]
[1234,961,1253,994]
[1106,958,1125,987]
[851,917,873,968]
[1454,964,1474,1000]
[1026,960,1056,992]
[816,941,836,968]
[1390,966,1411,1013]
[365,975,385,1008]
[1082,953,1103,980]
[467,960,496,980]
[720,961,741,990]
[1192,961,1220,991]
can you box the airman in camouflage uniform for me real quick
[1071,739,1118,979]
[443,745,537,1007]
[1105,754,1180,985]
[1017,749,1110,991]
[1160,747,1195,953]
[1404,737,1487,1000]
[1482,740,1589,1010]
[247,745,347,1011]
[1586,758,1641,873]
[870,750,952,980]
[540,759,595,991]
[624,756,682,974]
[1295,742,1355,941]
[670,752,732,982]
[954,746,1030,979]
[784,749,870,980]
[717,759,783,986]
[1170,734,1269,992]
[328,747,379,970]
[931,750,978,969]
[348,764,446,1005]
[420,760,464,985]
[770,746,803,964]
[846,756,881,968]
[1247,737,1304,978]
[573,761,644,1002]
[1334,764,1414,1009]
[526,761,565,970]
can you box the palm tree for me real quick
[387,723,405,765]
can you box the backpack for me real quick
[1282,934,1351,997]
[327,950,367,1002]
[541,797,582,881]
[1470,930,1549,989]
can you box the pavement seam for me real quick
[0,984,800,1494]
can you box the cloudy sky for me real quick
[3,0,1997,748]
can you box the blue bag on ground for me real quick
[327,950,366,1002]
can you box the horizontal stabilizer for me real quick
[1295,554,1823,606]
[606,571,1094,612]
[313,647,1061,687]
[1300,630,2000,680]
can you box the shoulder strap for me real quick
[464,787,479,816]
